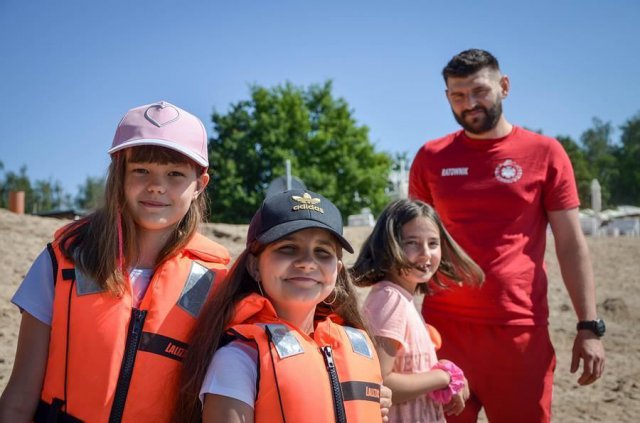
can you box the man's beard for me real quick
[452,100,503,135]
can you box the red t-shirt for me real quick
[409,126,579,325]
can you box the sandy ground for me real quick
[1,208,638,422]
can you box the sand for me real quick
[1,209,638,422]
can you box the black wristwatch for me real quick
[577,319,606,337]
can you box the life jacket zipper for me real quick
[321,346,347,423]
[108,308,147,423]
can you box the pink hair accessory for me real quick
[428,361,465,404]
[117,210,125,274]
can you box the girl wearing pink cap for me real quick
[0,101,230,422]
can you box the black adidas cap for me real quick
[247,189,354,253]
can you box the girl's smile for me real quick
[388,216,442,293]
[124,160,207,237]
[139,200,170,207]
[251,228,341,323]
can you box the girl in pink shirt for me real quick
[352,199,484,422]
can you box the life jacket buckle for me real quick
[45,398,65,423]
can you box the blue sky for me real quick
[1,0,638,196]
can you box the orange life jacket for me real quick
[35,229,229,423]
[226,294,383,423]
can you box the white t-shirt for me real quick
[12,249,55,325]
[199,340,259,408]
[12,248,153,325]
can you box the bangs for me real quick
[127,145,196,166]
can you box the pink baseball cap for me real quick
[108,101,209,167]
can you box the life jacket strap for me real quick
[45,243,59,287]
[34,398,84,423]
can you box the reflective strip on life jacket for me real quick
[39,231,229,423]
[228,296,383,423]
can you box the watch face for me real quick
[577,319,606,336]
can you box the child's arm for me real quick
[200,341,257,422]
[442,372,469,417]
[202,394,254,423]
[0,312,50,422]
[375,336,450,404]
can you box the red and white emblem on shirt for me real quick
[494,159,523,183]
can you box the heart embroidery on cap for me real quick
[144,102,180,127]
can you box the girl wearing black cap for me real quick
[175,189,386,423]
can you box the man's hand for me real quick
[571,331,605,385]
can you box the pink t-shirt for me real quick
[363,281,444,423]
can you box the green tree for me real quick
[32,179,54,213]
[0,160,5,208]
[0,163,72,213]
[207,81,392,223]
[612,112,640,205]
[557,135,592,206]
[32,179,67,213]
[580,118,618,208]
[75,176,105,211]
[2,165,33,211]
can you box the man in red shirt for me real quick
[409,49,605,423]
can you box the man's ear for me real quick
[499,74,510,99]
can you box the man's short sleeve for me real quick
[409,146,434,204]
[543,139,580,211]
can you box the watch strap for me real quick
[576,319,605,336]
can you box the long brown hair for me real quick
[350,199,484,294]
[173,238,366,423]
[58,145,208,295]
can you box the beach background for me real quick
[1,209,638,422]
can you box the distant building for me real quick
[36,209,86,220]
[579,206,640,237]
[347,207,375,227]
[387,159,409,200]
